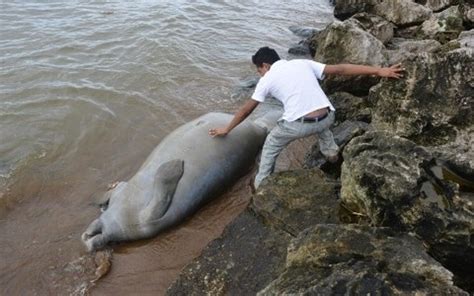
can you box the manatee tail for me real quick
[82,218,108,252]
[252,109,283,134]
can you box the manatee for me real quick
[82,111,280,251]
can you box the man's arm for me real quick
[208,99,260,137]
[324,63,404,79]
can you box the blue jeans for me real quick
[254,111,338,188]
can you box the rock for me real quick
[386,38,442,64]
[311,20,386,95]
[333,0,432,26]
[420,5,465,43]
[330,92,372,123]
[333,0,380,21]
[460,3,474,29]
[167,168,343,295]
[351,12,395,44]
[430,125,474,179]
[458,28,474,47]
[369,48,474,145]
[288,25,318,38]
[394,24,424,39]
[288,40,311,56]
[253,168,340,235]
[313,20,386,65]
[417,0,456,12]
[373,0,433,26]
[340,131,474,276]
[304,120,370,170]
[258,224,468,295]
[166,209,291,296]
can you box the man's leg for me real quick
[318,128,339,162]
[317,113,339,162]
[254,121,297,188]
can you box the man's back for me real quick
[252,59,334,121]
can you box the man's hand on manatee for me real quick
[208,127,229,137]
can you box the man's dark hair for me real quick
[252,47,280,67]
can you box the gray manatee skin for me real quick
[82,112,277,251]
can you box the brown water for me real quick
[0,1,333,294]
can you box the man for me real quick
[209,46,403,189]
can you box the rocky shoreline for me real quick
[167,1,473,294]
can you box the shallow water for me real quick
[0,1,333,294]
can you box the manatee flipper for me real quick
[140,159,184,223]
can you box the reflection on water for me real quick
[0,1,333,294]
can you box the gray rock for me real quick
[253,168,340,235]
[258,224,468,295]
[418,0,457,12]
[288,42,311,56]
[311,20,386,95]
[313,20,387,65]
[420,5,464,43]
[386,38,442,64]
[460,3,474,29]
[333,0,379,20]
[333,0,432,26]
[458,29,474,47]
[341,131,474,275]
[373,0,433,26]
[430,125,474,180]
[351,12,395,44]
[288,25,318,38]
[370,48,474,145]
[331,92,372,123]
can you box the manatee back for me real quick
[138,112,266,219]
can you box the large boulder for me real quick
[311,20,386,95]
[370,47,474,146]
[253,168,340,235]
[330,92,372,123]
[333,0,432,26]
[351,12,395,44]
[258,224,468,295]
[420,5,465,43]
[341,132,474,275]
[417,0,457,12]
[333,0,380,21]
[386,38,442,64]
[373,0,433,26]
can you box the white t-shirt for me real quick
[251,59,335,122]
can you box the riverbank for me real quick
[167,1,474,294]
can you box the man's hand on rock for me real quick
[209,127,229,137]
[378,63,405,79]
